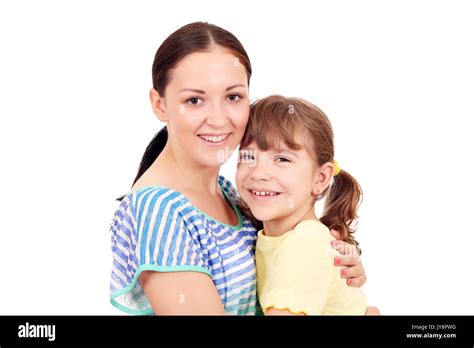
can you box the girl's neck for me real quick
[263,205,318,237]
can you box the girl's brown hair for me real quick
[239,95,362,250]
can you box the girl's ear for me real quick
[149,88,168,122]
[312,162,335,196]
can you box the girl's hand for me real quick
[330,229,367,288]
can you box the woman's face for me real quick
[160,45,249,168]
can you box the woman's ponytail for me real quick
[132,126,168,186]
[116,126,168,201]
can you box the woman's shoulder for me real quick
[112,185,192,232]
[218,175,240,202]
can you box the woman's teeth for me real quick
[251,190,279,196]
[199,134,229,143]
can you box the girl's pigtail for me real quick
[320,169,363,254]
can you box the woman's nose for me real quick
[206,101,228,128]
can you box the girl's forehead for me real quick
[241,133,317,160]
[242,139,305,153]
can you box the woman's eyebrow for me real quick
[179,88,205,94]
[179,84,246,94]
[226,83,246,91]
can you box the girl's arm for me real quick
[265,308,305,315]
[266,307,380,315]
[140,271,226,315]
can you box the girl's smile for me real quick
[246,187,282,201]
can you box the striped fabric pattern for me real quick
[110,176,257,315]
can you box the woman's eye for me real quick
[186,97,203,105]
[227,94,242,102]
[276,157,291,163]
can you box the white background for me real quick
[0,0,473,315]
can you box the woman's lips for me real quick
[198,133,231,146]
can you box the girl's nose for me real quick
[250,157,272,181]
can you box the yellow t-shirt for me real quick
[256,219,368,315]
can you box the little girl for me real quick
[236,95,379,315]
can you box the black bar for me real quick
[0,316,473,346]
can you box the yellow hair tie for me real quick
[333,160,341,176]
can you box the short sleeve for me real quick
[259,226,336,315]
[109,188,211,315]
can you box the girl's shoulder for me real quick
[276,220,335,257]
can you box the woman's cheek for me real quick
[232,103,250,130]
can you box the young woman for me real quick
[236,95,380,315]
[109,22,367,315]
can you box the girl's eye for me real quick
[276,156,291,163]
[186,97,203,105]
[239,151,257,165]
[239,152,255,161]
[227,94,242,102]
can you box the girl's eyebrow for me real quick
[241,146,300,158]
[179,84,246,94]
[274,147,300,158]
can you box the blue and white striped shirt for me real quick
[110,176,257,315]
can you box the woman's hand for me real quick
[330,229,367,287]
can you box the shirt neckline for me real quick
[128,177,244,230]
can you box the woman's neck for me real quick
[135,142,221,195]
[262,204,317,237]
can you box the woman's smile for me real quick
[197,132,232,146]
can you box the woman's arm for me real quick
[140,271,226,315]
[365,306,381,315]
[330,230,367,287]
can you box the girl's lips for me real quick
[197,133,231,147]
[247,189,281,201]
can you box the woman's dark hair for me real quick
[117,22,252,201]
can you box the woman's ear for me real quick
[312,162,335,196]
[149,88,168,122]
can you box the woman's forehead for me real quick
[168,48,248,90]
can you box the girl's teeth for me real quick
[252,190,278,196]
[200,134,229,142]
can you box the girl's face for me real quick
[154,45,249,168]
[236,138,320,223]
